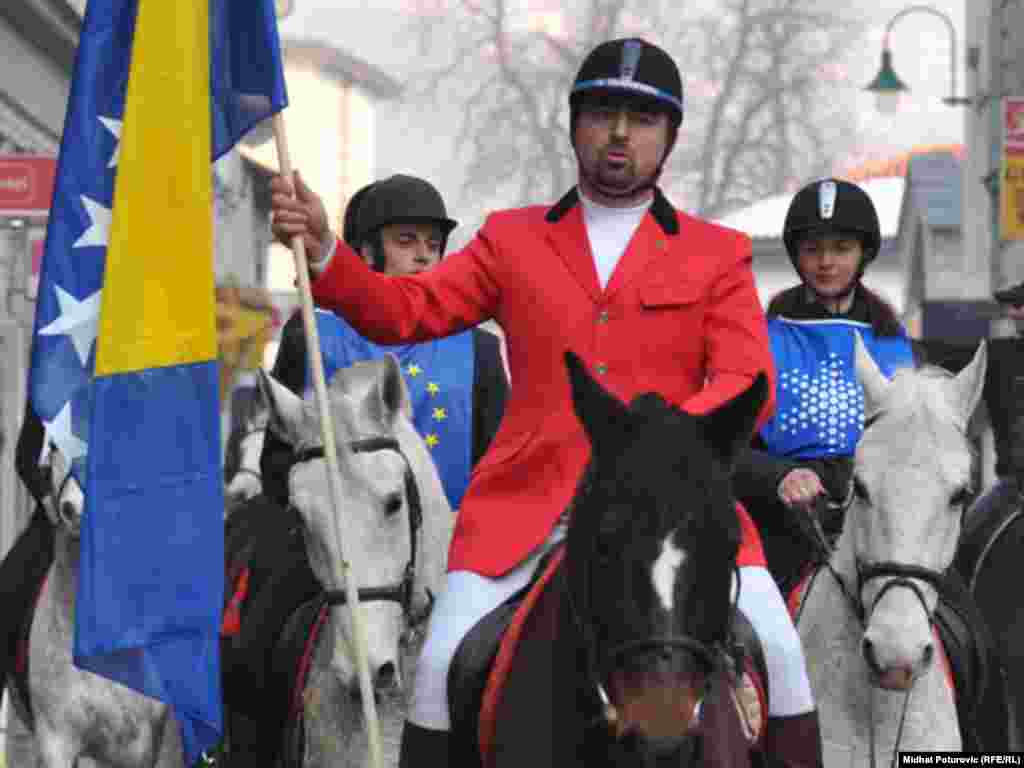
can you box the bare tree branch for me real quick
[403,0,865,216]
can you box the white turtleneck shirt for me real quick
[579,192,652,290]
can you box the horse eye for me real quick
[852,476,870,503]
[384,494,403,517]
[950,487,971,508]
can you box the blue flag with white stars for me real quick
[309,309,475,509]
[29,0,288,491]
[759,317,914,459]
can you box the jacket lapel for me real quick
[545,203,602,303]
[603,213,673,299]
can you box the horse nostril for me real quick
[374,661,397,689]
[862,638,881,674]
[61,501,77,522]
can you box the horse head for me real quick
[224,395,268,509]
[42,443,85,540]
[563,350,766,755]
[259,355,452,696]
[851,334,986,690]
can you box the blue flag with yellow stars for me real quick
[309,309,474,509]
[759,317,914,460]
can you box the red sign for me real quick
[1005,98,1024,157]
[0,156,57,216]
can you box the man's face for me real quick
[574,93,671,205]
[371,221,444,276]
[795,234,864,300]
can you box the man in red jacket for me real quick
[270,38,820,766]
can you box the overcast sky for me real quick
[273,0,967,235]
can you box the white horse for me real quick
[241,356,453,767]
[9,444,184,768]
[796,336,986,764]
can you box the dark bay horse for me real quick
[954,478,1024,749]
[455,352,768,767]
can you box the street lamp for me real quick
[865,4,972,113]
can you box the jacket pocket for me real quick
[640,281,704,309]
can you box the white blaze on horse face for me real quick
[652,534,686,613]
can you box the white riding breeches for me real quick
[407,534,815,730]
[407,521,568,730]
[735,565,815,717]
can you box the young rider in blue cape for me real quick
[732,178,915,593]
[732,178,1024,750]
[259,174,509,510]
[734,178,1024,594]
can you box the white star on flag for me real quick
[73,196,112,249]
[38,285,101,366]
[43,401,88,464]
[99,116,122,168]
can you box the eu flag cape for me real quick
[759,317,914,459]
[311,309,475,509]
[27,0,287,761]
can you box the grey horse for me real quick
[8,443,184,768]
[235,356,453,767]
[796,336,986,764]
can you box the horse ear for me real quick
[700,372,768,467]
[854,332,890,418]
[367,354,413,427]
[948,340,987,428]
[565,350,629,449]
[258,369,312,447]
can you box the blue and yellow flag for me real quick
[310,309,475,509]
[28,0,286,761]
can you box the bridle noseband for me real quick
[568,541,741,733]
[290,436,429,626]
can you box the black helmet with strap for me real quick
[570,38,684,126]
[783,178,881,265]
[356,174,457,244]
[354,174,458,272]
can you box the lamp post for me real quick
[865,4,971,113]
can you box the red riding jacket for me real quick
[312,188,775,576]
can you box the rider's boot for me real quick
[763,711,822,768]
[398,721,449,768]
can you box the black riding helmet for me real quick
[356,174,458,272]
[783,178,882,266]
[569,38,684,190]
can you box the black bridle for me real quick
[795,411,972,768]
[290,436,429,625]
[567,530,740,732]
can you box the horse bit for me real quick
[569,550,743,735]
[291,436,430,627]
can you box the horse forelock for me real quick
[569,393,739,643]
[859,369,974,489]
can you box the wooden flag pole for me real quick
[271,113,384,768]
